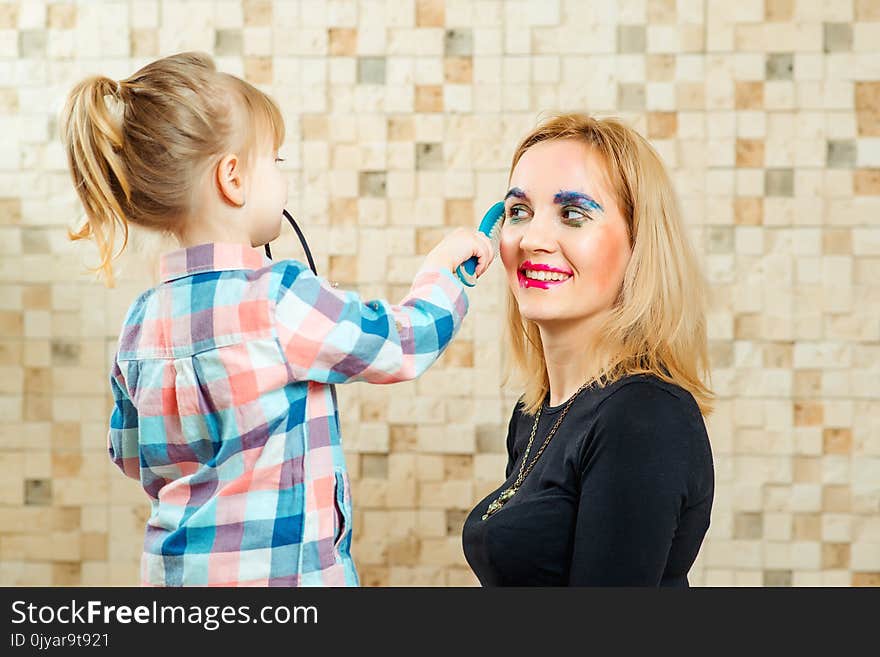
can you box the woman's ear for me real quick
[215,153,246,207]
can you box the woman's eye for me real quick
[507,205,531,223]
[562,207,590,224]
[275,157,285,163]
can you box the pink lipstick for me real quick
[517,261,573,290]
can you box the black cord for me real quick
[264,209,318,275]
[264,209,338,405]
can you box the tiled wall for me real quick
[1,0,878,586]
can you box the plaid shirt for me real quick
[109,242,468,586]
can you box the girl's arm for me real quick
[108,360,141,480]
[271,260,468,385]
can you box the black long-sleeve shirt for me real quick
[462,374,714,586]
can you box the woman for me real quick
[462,114,715,586]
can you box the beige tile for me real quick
[765,0,794,21]
[855,0,880,21]
[415,85,443,112]
[388,116,415,141]
[47,3,77,30]
[51,507,80,531]
[735,82,764,110]
[52,562,81,586]
[854,168,880,195]
[329,28,357,56]
[416,0,444,27]
[243,0,271,26]
[736,139,764,168]
[793,513,821,541]
[822,485,851,512]
[647,0,676,23]
[301,115,328,141]
[794,401,824,427]
[822,543,850,569]
[852,572,880,586]
[444,57,472,84]
[130,29,157,57]
[855,82,880,136]
[0,199,21,225]
[647,111,677,138]
[647,54,675,81]
[0,4,17,29]
[243,56,272,85]
[444,199,473,227]
[359,566,389,586]
[734,198,763,225]
[823,428,852,454]
[390,425,417,452]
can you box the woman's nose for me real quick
[518,213,557,254]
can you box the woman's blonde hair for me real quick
[504,113,713,416]
[61,51,285,286]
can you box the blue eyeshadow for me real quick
[553,190,604,213]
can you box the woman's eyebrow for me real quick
[504,187,528,201]
[554,190,604,213]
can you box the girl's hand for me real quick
[422,228,495,279]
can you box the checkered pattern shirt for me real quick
[109,242,468,586]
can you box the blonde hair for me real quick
[60,51,285,286]
[504,113,714,416]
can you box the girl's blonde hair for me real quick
[61,51,285,285]
[504,113,714,416]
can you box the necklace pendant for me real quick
[481,486,518,521]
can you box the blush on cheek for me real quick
[585,224,630,300]
[499,234,520,276]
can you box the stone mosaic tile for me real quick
[824,23,853,53]
[0,0,877,588]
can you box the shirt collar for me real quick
[159,242,272,283]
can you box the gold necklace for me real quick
[482,380,591,521]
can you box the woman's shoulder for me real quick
[506,374,698,421]
[576,375,712,486]
[589,373,708,448]
[596,373,699,415]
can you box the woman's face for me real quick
[500,139,632,329]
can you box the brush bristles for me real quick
[487,220,503,255]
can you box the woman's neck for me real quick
[538,315,605,407]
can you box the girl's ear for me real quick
[215,153,246,207]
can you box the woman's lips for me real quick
[517,261,573,290]
[521,261,572,274]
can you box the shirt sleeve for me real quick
[108,359,141,480]
[271,260,469,385]
[567,382,704,586]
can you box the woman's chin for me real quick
[516,299,598,328]
[517,307,563,325]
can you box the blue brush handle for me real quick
[456,201,505,287]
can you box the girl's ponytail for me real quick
[62,76,132,286]
[60,52,285,287]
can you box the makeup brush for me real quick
[455,201,505,287]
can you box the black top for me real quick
[462,374,714,586]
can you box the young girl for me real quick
[61,52,493,586]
